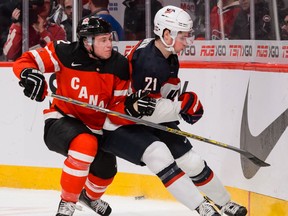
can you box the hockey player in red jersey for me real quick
[102,5,247,216]
[13,15,155,216]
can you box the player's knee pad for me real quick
[69,133,98,160]
[141,141,175,174]
[176,149,205,177]
[64,133,98,171]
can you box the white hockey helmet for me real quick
[154,5,193,52]
[154,5,194,53]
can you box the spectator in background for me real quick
[0,0,17,61]
[190,0,205,40]
[50,0,90,42]
[280,14,288,35]
[210,0,241,40]
[3,0,66,61]
[278,0,288,40]
[60,0,73,41]
[280,14,288,40]
[88,0,124,40]
[230,0,273,40]
[49,0,65,25]
[122,0,162,40]
[82,0,90,10]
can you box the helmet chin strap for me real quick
[160,34,176,54]
[89,46,98,58]
[87,36,100,59]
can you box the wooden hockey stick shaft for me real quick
[48,93,270,167]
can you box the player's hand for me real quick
[125,90,156,118]
[19,68,47,102]
[178,92,203,124]
[11,8,21,24]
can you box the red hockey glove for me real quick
[19,68,48,102]
[178,92,204,124]
[125,90,156,118]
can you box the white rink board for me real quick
[178,68,288,201]
[0,66,287,201]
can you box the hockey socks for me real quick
[159,162,205,210]
[61,133,98,202]
[141,141,205,210]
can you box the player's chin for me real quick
[175,47,186,53]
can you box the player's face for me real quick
[173,32,193,53]
[93,33,113,59]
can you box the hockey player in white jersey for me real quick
[102,5,247,216]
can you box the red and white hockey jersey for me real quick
[13,40,131,132]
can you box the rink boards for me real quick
[0,40,288,215]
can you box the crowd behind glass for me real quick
[0,0,288,61]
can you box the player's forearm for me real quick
[13,52,39,79]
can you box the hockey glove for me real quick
[178,92,204,125]
[19,68,47,102]
[125,90,156,118]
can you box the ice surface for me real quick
[0,188,199,216]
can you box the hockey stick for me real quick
[48,93,270,167]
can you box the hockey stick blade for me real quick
[165,128,270,167]
[48,93,270,167]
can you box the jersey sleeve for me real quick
[3,24,22,61]
[160,77,181,100]
[13,41,61,79]
[104,55,134,127]
[106,78,132,125]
